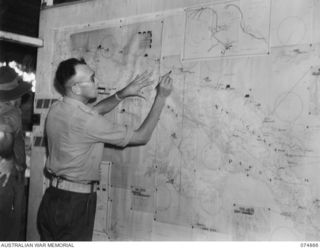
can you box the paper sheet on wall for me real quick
[161,13,185,57]
[270,0,314,47]
[183,0,270,60]
[157,43,320,240]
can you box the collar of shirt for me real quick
[62,97,97,115]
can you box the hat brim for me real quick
[0,81,32,102]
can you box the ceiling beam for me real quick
[0,31,43,47]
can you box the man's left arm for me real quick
[93,71,153,115]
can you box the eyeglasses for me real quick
[76,76,99,86]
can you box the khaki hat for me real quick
[0,66,32,102]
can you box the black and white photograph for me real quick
[0,0,320,247]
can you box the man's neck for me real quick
[65,93,89,105]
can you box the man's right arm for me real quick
[128,72,173,145]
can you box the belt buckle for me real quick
[50,177,59,187]
[89,181,98,193]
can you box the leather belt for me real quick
[50,177,98,194]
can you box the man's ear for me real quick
[71,84,81,95]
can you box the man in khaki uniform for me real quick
[37,57,173,241]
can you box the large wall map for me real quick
[52,0,320,241]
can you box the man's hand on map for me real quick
[119,71,154,99]
[156,71,173,98]
[0,158,14,187]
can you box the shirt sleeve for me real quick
[84,113,134,147]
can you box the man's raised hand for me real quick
[120,71,153,99]
[156,71,173,98]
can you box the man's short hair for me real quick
[54,58,86,96]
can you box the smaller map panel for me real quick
[183,0,270,60]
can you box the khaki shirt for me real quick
[45,97,133,182]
